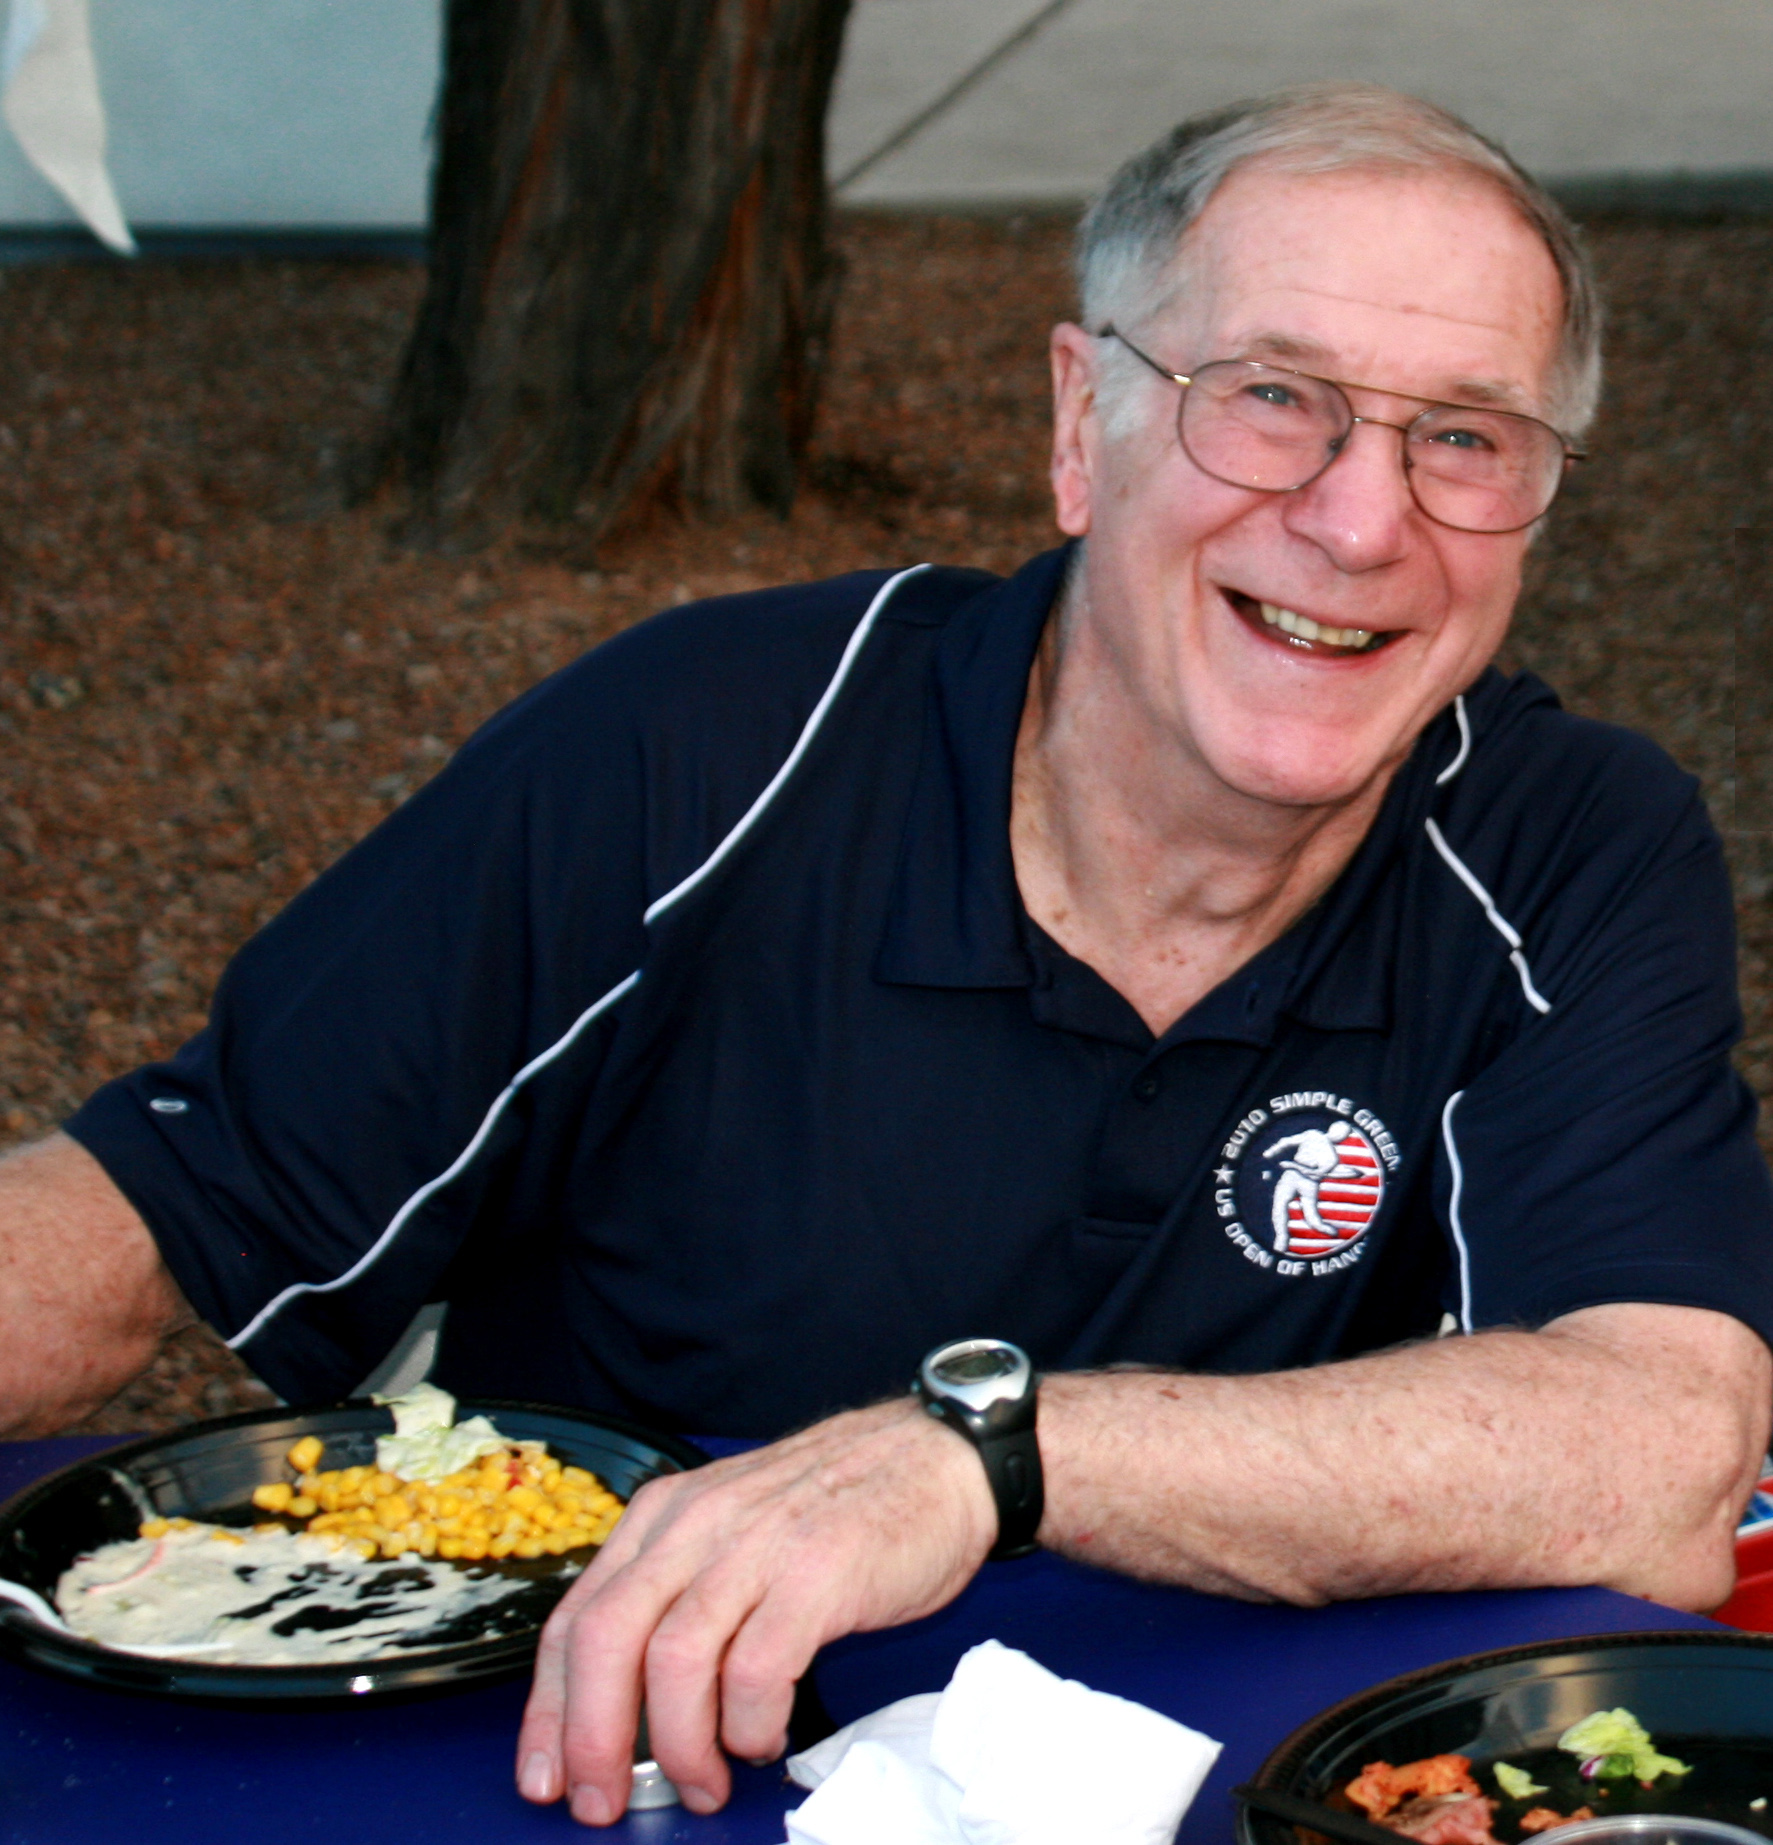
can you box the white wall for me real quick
[0,0,1766,231]
[0,0,438,228]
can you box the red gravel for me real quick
[0,210,1765,1433]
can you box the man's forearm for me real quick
[0,1133,191,1435]
[1037,1302,1770,1612]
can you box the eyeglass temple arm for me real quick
[1096,324,1191,388]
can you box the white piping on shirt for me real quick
[1422,817,1552,1015]
[1434,694,1471,786]
[226,563,934,1353]
[1440,1089,1474,1333]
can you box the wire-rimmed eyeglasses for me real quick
[1099,326,1585,535]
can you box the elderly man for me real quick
[1,83,1769,1826]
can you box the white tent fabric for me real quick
[2,0,133,252]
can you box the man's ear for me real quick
[1049,322,1099,538]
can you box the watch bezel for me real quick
[918,1338,1033,1420]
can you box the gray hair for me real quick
[1075,83,1602,439]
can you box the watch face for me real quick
[935,1346,1019,1387]
[920,1340,1033,1417]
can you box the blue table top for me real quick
[0,1435,1717,1845]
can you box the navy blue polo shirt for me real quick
[68,547,1773,1437]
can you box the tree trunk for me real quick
[385,0,853,546]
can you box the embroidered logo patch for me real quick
[1213,1091,1401,1278]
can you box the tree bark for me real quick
[386,0,853,546]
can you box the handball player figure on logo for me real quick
[1261,1125,1349,1254]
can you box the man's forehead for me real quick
[1169,164,1564,407]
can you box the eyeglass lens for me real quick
[1179,361,1566,533]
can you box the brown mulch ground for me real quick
[0,211,1767,1434]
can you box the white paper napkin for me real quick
[784,1640,1221,1845]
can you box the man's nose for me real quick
[1279,419,1415,572]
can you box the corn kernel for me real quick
[251,1481,294,1513]
[286,1435,324,1473]
[437,1535,465,1559]
[561,1466,593,1488]
[374,1494,413,1526]
[487,1533,519,1559]
[461,1534,490,1560]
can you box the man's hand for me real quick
[515,1396,997,1826]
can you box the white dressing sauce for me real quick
[57,1524,576,1664]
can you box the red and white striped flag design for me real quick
[1283,1127,1384,1258]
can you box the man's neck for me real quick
[1010,568,1399,1037]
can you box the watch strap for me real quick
[977,1424,1043,1560]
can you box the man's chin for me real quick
[1205,742,1402,814]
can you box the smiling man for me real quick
[2,84,1770,1830]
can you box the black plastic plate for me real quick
[1240,1633,1773,1845]
[0,1399,705,1703]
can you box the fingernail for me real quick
[519,1751,556,1802]
[680,1785,722,1815]
[571,1784,614,1827]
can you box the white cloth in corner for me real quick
[3,0,134,254]
[784,1640,1221,1845]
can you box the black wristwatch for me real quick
[913,1338,1044,1560]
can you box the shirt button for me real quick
[1132,1074,1160,1101]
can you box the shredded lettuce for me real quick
[1494,1763,1548,1799]
[372,1383,512,1483]
[1556,1710,1688,1783]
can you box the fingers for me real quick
[515,1474,691,1820]
[714,1589,826,1763]
[641,1548,812,1794]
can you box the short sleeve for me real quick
[64,659,659,1403]
[63,575,896,1402]
[1438,792,1773,1346]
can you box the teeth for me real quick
[1259,602,1375,651]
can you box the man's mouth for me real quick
[1226,590,1395,657]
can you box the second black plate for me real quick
[1240,1632,1773,1845]
[0,1399,706,1703]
